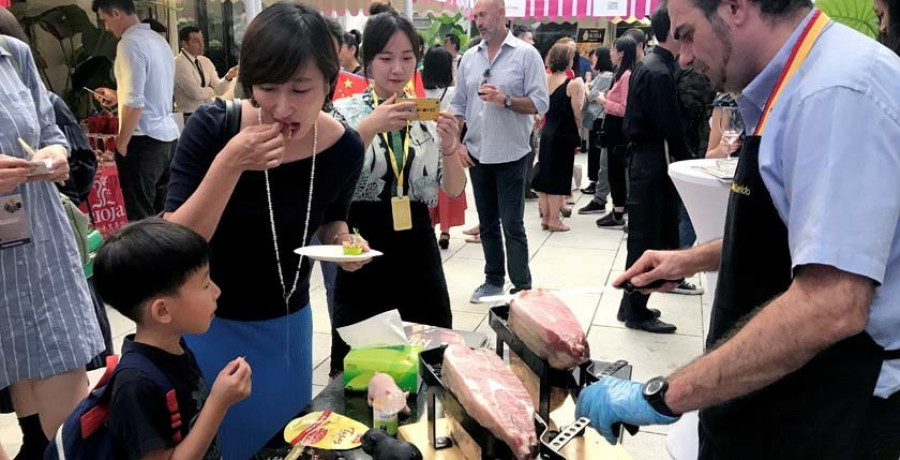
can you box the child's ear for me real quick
[147,298,174,325]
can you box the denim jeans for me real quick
[678,198,697,248]
[469,155,532,289]
[592,147,611,206]
[310,235,338,320]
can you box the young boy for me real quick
[94,220,251,459]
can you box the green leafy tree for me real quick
[818,0,880,37]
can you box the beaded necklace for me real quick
[258,108,318,311]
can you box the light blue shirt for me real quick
[115,24,179,142]
[450,30,548,164]
[738,10,900,398]
[0,36,103,387]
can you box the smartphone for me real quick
[410,98,440,121]
[83,87,111,103]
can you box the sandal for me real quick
[439,232,450,250]
[546,222,571,232]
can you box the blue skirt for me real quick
[185,306,313,459]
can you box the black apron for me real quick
[697,133,897,459]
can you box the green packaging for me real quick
[343,345,422,393]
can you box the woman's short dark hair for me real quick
[360,11,422,80]
[422,46,453,89]
[239,3,340,111]
[94,220,210,323]
[614,36,637,82]
[546,43,574,73]
[592,46,614,73]
[0,8,28,43]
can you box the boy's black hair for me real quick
[91,0,135,14]
[94,219,210,323]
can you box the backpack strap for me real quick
[115,353,184,444]
[0,35,23,81]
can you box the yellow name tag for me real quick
[391,196,413,231]
[411,98,440,121]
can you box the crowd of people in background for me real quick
[4,0,900,457]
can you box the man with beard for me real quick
[575,0,900,457]
[452,0,549,302]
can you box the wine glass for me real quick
[719,107,744,153]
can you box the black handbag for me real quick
[597,117,609,149]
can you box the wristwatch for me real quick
[504,94,513,109]
[643,376,678,417]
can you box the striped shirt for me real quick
[451,30,549,164]
[0,36,103,387]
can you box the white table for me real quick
[666,158,733,460]
[668,158,732,305]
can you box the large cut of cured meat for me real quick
[509,290,590,369]
[441,345,537,459]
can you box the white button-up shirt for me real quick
[174,49,231,114]
[114,24,178,142]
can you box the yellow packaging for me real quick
[283,411,369,450]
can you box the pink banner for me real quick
[416,0,657,19]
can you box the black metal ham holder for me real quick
[420,346,582,460]
[488,305,640,440]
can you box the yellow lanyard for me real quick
[371,89,410,197]
[755,10,830,136]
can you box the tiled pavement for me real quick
[1,154,712,459]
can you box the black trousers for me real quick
[114,136,175,221]
[619,142,680,322]
[604,116,628,208]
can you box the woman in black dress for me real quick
[164,5,366,457]
[534,43,584,232]
[330,10,467,375]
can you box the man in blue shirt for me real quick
[451,0,549,302]
[575,0,900,457]
[92,0,179,221]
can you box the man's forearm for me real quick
[508,96,538,115]
[118,106,143,147]
[665,265,872,414]
[690,239,723,273]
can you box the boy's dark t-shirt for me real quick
[108,335,220,459]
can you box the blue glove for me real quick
[575,376,680,444]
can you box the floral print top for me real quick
[333,88,444,207]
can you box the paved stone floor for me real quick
[1,154,712,459]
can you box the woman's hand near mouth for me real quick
[221,122,286,172]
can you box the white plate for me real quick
[293,245,383,263]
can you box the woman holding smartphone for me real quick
[330,8,467,375]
